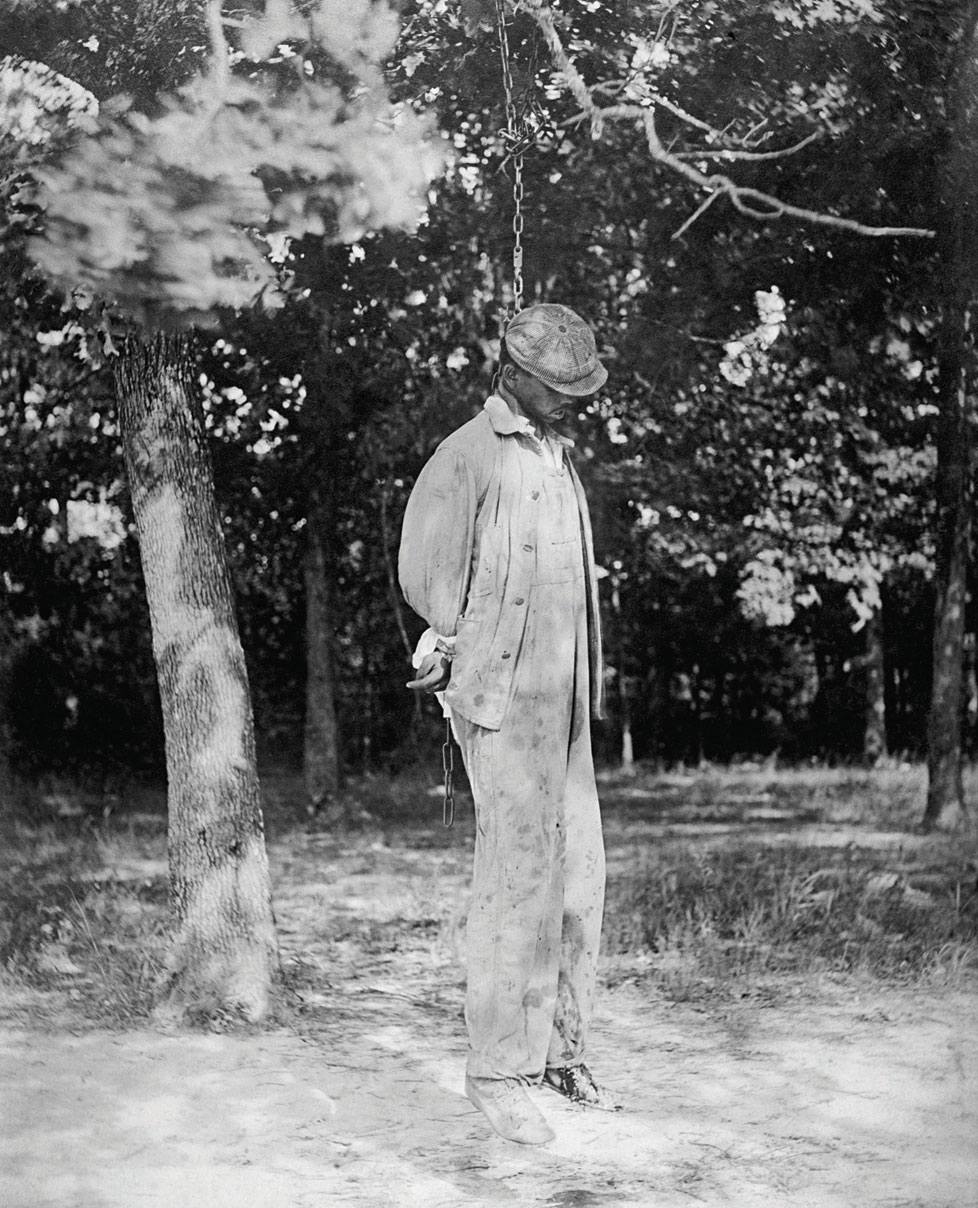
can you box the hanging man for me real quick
[398,303,612,1145]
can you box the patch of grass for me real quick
[761,765,931,830]
[0,819,169,1027]
[603,837,978,1000]
[599,762,973,831]
[0,826,97,969]
[65,878,169,1025]
[260,764,473,837]
[319,914,444,954]
[4,766,976,1026]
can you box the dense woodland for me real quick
[2,1,976,779]
[1,1,977,1017]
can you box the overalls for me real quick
[452,432,606,1083]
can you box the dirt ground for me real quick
[2,781,977,1208]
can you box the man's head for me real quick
[498,303,607,429]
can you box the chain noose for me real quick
[437,2,527,830]
[495,0,524,315]
[441,718,455,828]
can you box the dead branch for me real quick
[672,131,824,162]
[520,0,936,240]
[205,0,231,88]
[670,187,721,240]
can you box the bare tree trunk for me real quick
[115,334,278,1024]
[373,443,423,721]
[863,608,887,767]
[362,638,374,773]
[303,485,342,814]
[924,1,978,830]
[643,663,665,770]
[610,576,635,774]
[965,631,978,750]
[690,664,704,768]
[925,300,972,824]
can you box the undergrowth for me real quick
[0,820,168,1027]
[603,837,978,1000]
[2,766,976,1025]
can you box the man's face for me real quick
[503,364,576,430]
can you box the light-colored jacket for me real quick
[398,395,605,731]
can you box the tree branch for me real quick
[671,130,824,163]
[205,0,231,89]
[520,0,936,240]
[670,186,721,239]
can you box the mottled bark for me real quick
[115,334,278,1023]
[924,2,978,830]
[925,315,972,825]
[610,578,635,774]
[965,632,978,743]
[863,609,887,767]
[303,486,342,813]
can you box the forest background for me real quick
[1,14,977,1202]
[3,0,975,818]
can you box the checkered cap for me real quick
[503,304,607,396]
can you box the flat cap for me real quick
[504,303,607,395]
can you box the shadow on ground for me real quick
[2,765,977,1207]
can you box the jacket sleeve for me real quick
[398,445,478,638]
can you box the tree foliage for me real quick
[1,0,975,804]
[22,0,443,326]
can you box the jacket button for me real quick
[501,651,511,659]
[514,597,525,606]
[522,543,533,552]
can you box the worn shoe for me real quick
[465,1075,556,1145]
[543,1063,620,1110]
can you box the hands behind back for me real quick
[406,651,452,694]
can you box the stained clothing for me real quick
[398,395,606,1083]
[398,395,605,730]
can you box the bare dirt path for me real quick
[2,786,977,1208]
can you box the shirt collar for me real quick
[483,394,574,447]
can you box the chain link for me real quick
[495,0,525,314]
[441,718,455,828]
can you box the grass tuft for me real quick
[0,817,169,1027]
[3,766,976,1025]
[603,838,978,1000]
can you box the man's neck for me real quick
[497,383,546,439]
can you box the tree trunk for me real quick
[924,2,978,830]
[610,577,635,775]
[373,444,423,729]
[0,611,20,817]
[863,608,887,767]
[115,334,278,1023]
[925,297,972,825]
[965,631,978,752]
[642,662,664,769]
[303,485,342,814]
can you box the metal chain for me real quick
[495,0,524,314]
[438,7,526,825]
[441,718,455,828]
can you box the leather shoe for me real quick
[543,1063,619,1110]
[465,1075,555,1145]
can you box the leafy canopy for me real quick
[22,0,444,327]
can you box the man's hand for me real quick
[406,652,451,694]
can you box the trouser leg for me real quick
[454,716,565,1083]
[546,711,606,1070]
[453,707,606,1081]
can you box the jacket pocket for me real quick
[468,523,503,599]
[532,536,581,585]
[449,614,485,702]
